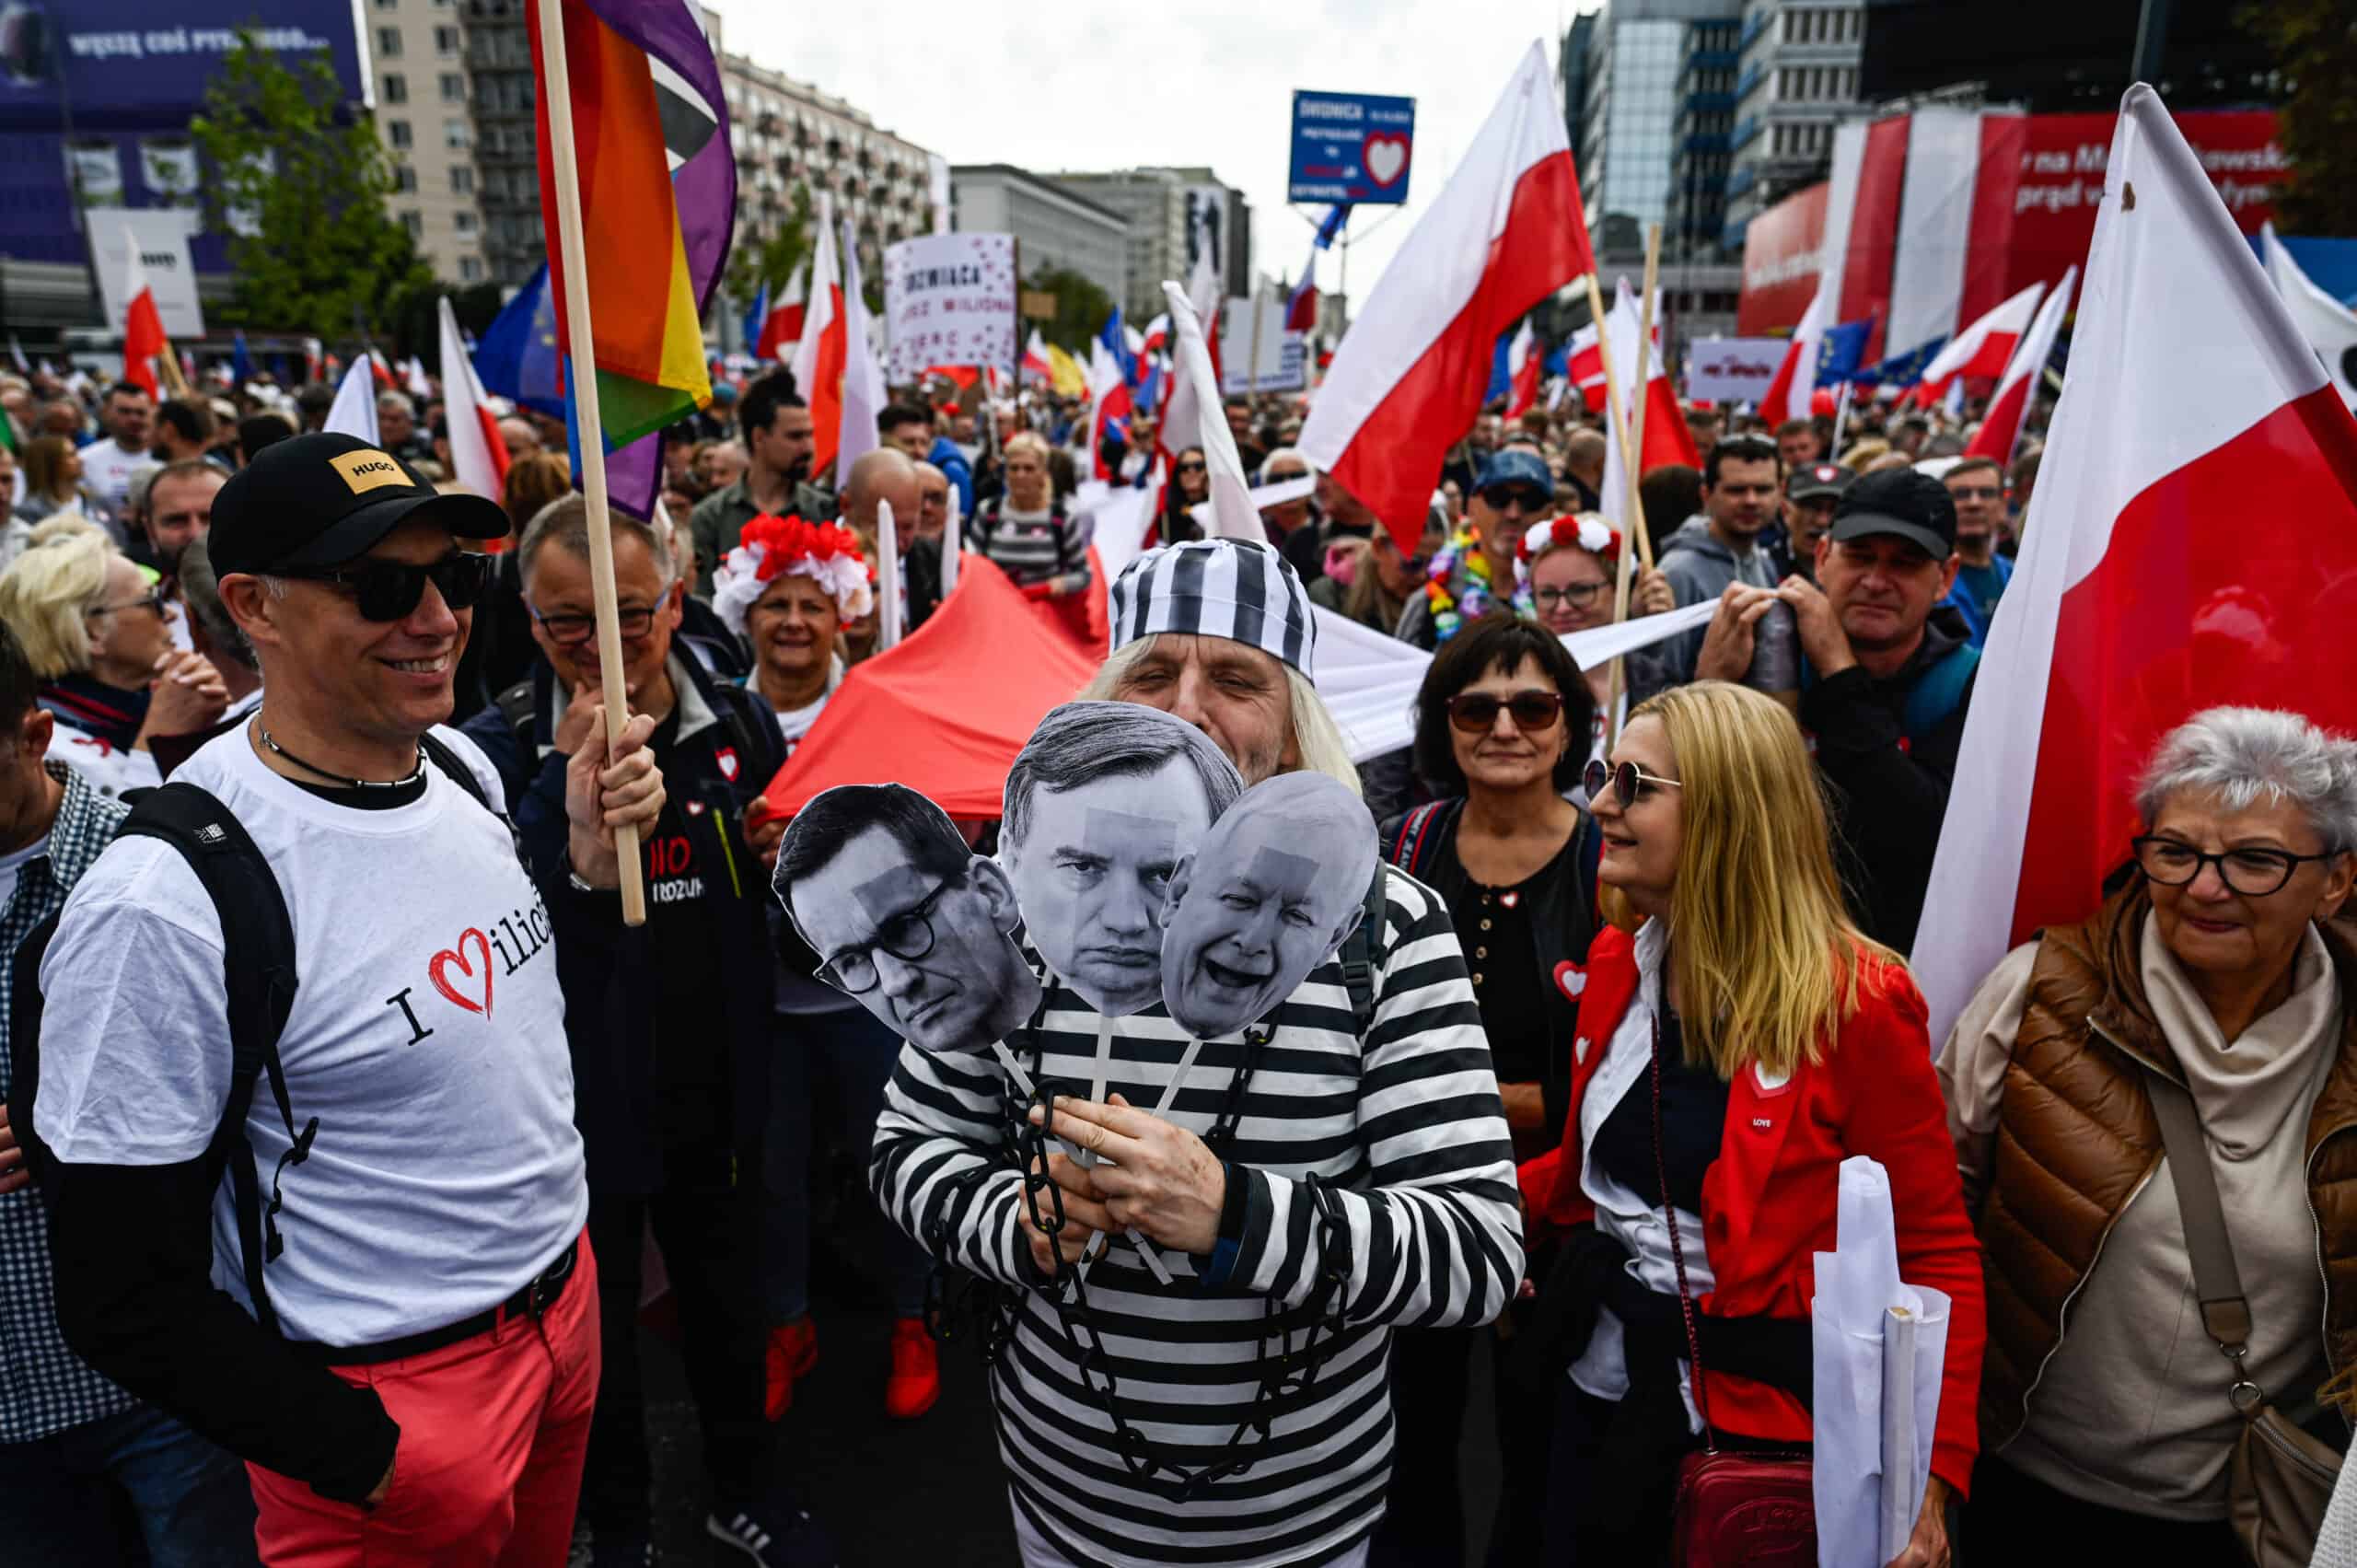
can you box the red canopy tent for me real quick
[761,554,1102,818]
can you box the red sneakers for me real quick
[884,1316,940,1421]
[763,1317,819,1422]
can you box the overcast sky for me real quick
[709,0,1603,310]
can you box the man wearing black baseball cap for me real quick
[1696,467,1978,952]
[1782,461,1852,585]
[38,432,668,1565]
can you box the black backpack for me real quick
[6,734,492,1337]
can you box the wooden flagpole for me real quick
[533,0,646,926]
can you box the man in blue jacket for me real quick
[878,402,972,519]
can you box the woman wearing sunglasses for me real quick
[1514,515,1676,785]
[1155,446,1211,544]
[0,524,227,797]
[1942,706,2357,1562]
[1374,612,1603,1564]
[1518,680,1981,1568]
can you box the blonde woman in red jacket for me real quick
[1515,680,1983,1567]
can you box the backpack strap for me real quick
[118,784,303,1339]
[1339,866,1391,1040]
[418,730,491,812]
[1901,643,1980,746]
[493,678,537,752]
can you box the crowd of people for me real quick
[0,339,2351,1568]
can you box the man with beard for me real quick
[688,370,834,596]
[133,460,221,584]
[1158,772,1376,1040]
[1631,433,1782,702]
[1694,467,1976,952]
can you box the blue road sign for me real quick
[1288,90,1416,205]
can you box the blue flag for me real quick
[1313,203,1352,250]
[740,280,769,356]
[1486,331,1513,404]
[1098,308,1134,384]
[1815,317,1874,384]
[1853,335,1947,389]
[1543,343,1570,380]
[474,263,565,418]
[229,330,253,386]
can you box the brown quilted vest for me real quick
[1976,884,2357,1452]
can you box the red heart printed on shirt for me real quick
[429,927,494,1017]
[1553,960,1587,1003]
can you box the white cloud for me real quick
[705,0,1600,308]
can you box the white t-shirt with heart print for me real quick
[36,724,586,1348]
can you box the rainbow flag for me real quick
[529,0,733,515]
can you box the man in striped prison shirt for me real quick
[871,539,1521,1567]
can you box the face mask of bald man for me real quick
[1157,772,1377,1039]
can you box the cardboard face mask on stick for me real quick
[1158,772,1378,1039]
[1000,701,1245,1016]
[775,783,1040,1055]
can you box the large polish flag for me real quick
[789,195,846,482]
[2261,223,2357,411]
[1818,107,2027,366]
[439,296,512,502]
[1911,278,2045,403]
[1913,85,2357,1041]
[1758,281,1828,426]
[1964,266,2073,464]
[1298,41,1591,554]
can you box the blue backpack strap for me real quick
[1902,643,1980,745]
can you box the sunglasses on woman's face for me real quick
[273,552,496,622]
[1584,758,1684,810]
[1446,689,1563,736]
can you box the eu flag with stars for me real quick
[473,263,565,419]
[1816,318,1873,384]
[1854,335,1947,389]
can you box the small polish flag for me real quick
[438,296,511,502]
[789,197,847,482]
[1021,329,1052,385]
[1759,282,1828,427]
[1911,280,2046,407]
[120,225,167,400]
[757,259,807,362]
[1298,41,1593,553]
[1914,86,2357,1041]
[1964,267,2073,466]
[1503,320,1541,420]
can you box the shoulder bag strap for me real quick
[1652,1009,1717,1450]
[2141,1063,2261,1386]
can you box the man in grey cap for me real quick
[1781,460,1852,584]
[873,534,1519,1568]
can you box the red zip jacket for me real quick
[1517,923,1987,1496]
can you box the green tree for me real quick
[725,185,817,322]
[1028,266,1114,353]
[2244,0,2357,235]
[189,30,437,348]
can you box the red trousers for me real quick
[249,1230,602,1567]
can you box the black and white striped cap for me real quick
[1108,539,1318,675]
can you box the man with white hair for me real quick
[875,536,1519,1568]
[375,392,425,463]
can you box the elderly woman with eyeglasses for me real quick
[1515,514,1675,777]
[1941,706,2357,1560]
[0,524,226,796]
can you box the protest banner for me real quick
[1288,89,1416,205]
[884,231,1017,383]
[85,208,204,338]
[1684,337,1788,403]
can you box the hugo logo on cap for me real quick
[330,448,411,496]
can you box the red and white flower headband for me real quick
[1515,514,1620,577]
[713,513,875,638]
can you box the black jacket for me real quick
[1379,798,1603,1142]
[460,651,784,1194]
[1798,606,1979,958]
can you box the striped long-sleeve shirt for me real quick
[872,867,1522,1568]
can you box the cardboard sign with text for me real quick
[884,231,1016,382]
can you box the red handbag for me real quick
[1650,1017,1818,1568]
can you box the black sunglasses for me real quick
[1482,486,1548,512]
[1446,690,1563,736]
[1584,758,1684,810]
[273,553,495,622]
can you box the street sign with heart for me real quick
[1289,89,1417,205]
[1364,134,1409,189]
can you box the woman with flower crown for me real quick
[712,513,876,757]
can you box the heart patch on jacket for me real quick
[1553,960,1587,1003]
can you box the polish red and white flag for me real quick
[120,226,167,400]
[1504,319,1541,420]
[788,197,846,482]
[1758,280,1828,427]
[438,296,511,503]
[1298,41,1592,553]
[1910,278,2045,406]
[1963,265,2073,465]
[1914,86,2357,1041]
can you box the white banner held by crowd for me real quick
[1682,337,1786,404]
[86,209,204,338]
[884,231,1016,383]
